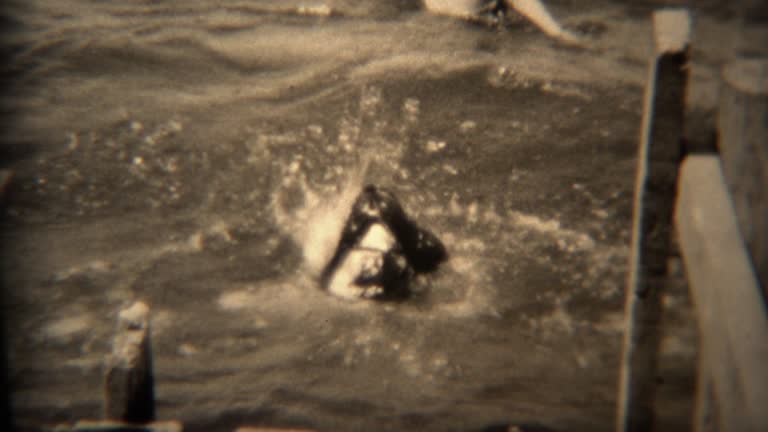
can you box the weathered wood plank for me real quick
[717,58,768,297]
[693,355,717,432]
[73,420,182,432]
[616,9,690,432]
[104,301,156,423]
[676,155,768,432]
[0,170,11,431]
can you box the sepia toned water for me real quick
[0,1,711,431]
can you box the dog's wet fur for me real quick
[320,184,447,300]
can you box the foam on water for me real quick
[247,85,499,319]
[271,155,371,278]
[268,175,500,319]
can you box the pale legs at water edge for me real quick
[423,0,581,44]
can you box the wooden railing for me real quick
[617,8,768,432]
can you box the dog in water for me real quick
[321,185,447,301]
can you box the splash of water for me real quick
[271,154,372,278]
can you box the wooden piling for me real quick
[676,155,768,432]
[0,170,11,432]
[616,9,690,432]
[692,355,717,432]
[104,301,156,424]
[717,58,768,297]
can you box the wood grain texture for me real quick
[676,155,768,432]
[104,302,156,424]
[616,8,690,432]
[73,420,182,432]
[718,58,768,298]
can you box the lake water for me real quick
[1,1,706,431]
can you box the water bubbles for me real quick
[307,124,324,138]
[466,201,479,224]
[431,354,448,369]
[178,343,200,356]
[442,164,458,175]
[129,121,143,133]
[459,120,477,133]
[425,139,447,153]
[40,315,93,344]
[296,5,333,17]
[217,289,259,311]
[402,97,420,123]
[288,160,301,174]
[360,86,383,115]
[66,132,79,152]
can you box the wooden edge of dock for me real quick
[717,57,768,296]
[616,7,691,432]
[72,420,182,432]
[676,156,768,432]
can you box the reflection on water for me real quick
[1,1,649,431]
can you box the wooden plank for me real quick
[676,155,768,432]
[693,355,717,432]
[0,171,10,430]
[717,58,768,297]
[616,9,690,432]
[73,420,182,432]
[104,301,156,423]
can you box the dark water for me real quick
[0,1,708,431]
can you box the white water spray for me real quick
[271,155,373,277]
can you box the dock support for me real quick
[616,9,691,432]
[0,169,12,432]
[676,156,768,432]
[104,301,156,424]
[73,420,181,432]
[717,58,768,296]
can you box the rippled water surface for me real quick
[0,1,696,431]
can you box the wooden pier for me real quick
[617,6,768,432]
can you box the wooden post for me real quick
[717,58,768,297]
[616,9,690,432]
[104,301,156,423]
[693,356,717,432]
[676,155,768,432]
[73,420,182,432]
[0,170,11,432]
